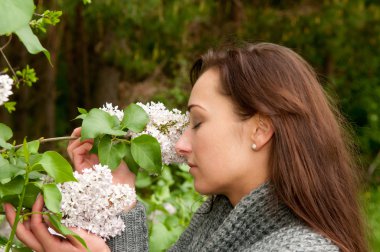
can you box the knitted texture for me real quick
[168,183,339,252]
[106,202,149,252]
[107,183,339,251]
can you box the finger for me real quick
[70,127,82,138]
[31,195,58,249]
[71,143,98,171]
[4,204,44,251]
[66,228,109,252]
[67,138,93,161]
[65,228,88,248]
[67,128,82,158]
[67,138,94,156]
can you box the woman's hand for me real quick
[4,195,110,252]
[67,127,99,173]
[67,127,136,187]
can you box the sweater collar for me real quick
[199,182,297,251]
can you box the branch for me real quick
[0,136,78,153]
[0,38,19,83]
[0,34,12,50]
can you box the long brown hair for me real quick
[190,42,368,252]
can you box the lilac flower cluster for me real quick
[57,164,136,239]
[100,102,189,165]
[100,103,124,121]
[133,102,189,165]
[0,74,13,106]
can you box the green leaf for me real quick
[0,162,23,182]
[135,171,152,188]
[78,107,87,114]
[149,223,173,252]
[0,236,7,246]
[4,101,16,113]
[0,123,13,142]
[0,176,24,197]
[11,247,34,252]
[0,0,34,35]
[109,142,127,170]
[36,151,76,183]
[121,103,149,133]
[98,135,112,166]
[123,144,140,175]
[131,135,162,174]
[23,140,40,154]
[0,195,19,207]
[48,214,89,251]
[22,138,30,164]
[43,184,61,213]
[98,136,127,170]
[22,183,40,209]
[81,109,126,140]
[14,25,51,63]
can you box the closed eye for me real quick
[192,122,202,129]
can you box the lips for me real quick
[188,162,197,169]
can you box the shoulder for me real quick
[248,222,340,252]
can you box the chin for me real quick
[193,181,215,196]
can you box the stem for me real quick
[0,34,12,50]
[0,39,18,83]
[0,136,78,153]
[4,165,31,251]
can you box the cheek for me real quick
[195,130,238,168]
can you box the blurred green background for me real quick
[0,0,379,251]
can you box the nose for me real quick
[175,129,191,157]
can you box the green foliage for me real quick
[3,102,16,113]
[0,0,50,62]
[36,151,76,183]
[364,186,380,250]
[15,65,38,88]
[136,164,203,252]
[0,0,34,35]
[122,104,150,133]
[79,104,162,173]
[43,183,62,213]
[131,135,162,174]
[80,109,127,139]
[0,123,83,250]
[48,214,89,251]
[30,10,62,34]
[14,25,51,62]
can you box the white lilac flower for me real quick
[148,209,164,224]
[0,74,14,106]
[163,203,177,215]
[57,164,136,239]
[132,102,189,165]
[100,103,124,121]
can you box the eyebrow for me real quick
[187,104,207,112]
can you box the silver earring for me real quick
[251,143,257,150]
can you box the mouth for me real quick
[188,162,197,170]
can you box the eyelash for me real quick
[192,122,202,129]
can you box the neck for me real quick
[226,178,269,206]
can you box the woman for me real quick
[5,42,368,251]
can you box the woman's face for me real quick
[175,68,269,204]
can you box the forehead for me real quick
[188,68,221,104]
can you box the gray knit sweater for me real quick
[106,183,339,251]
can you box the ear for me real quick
[250,114,274,151]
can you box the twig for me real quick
[0,34,12,51]
[0,136,78,153]
[0,41,18,83]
